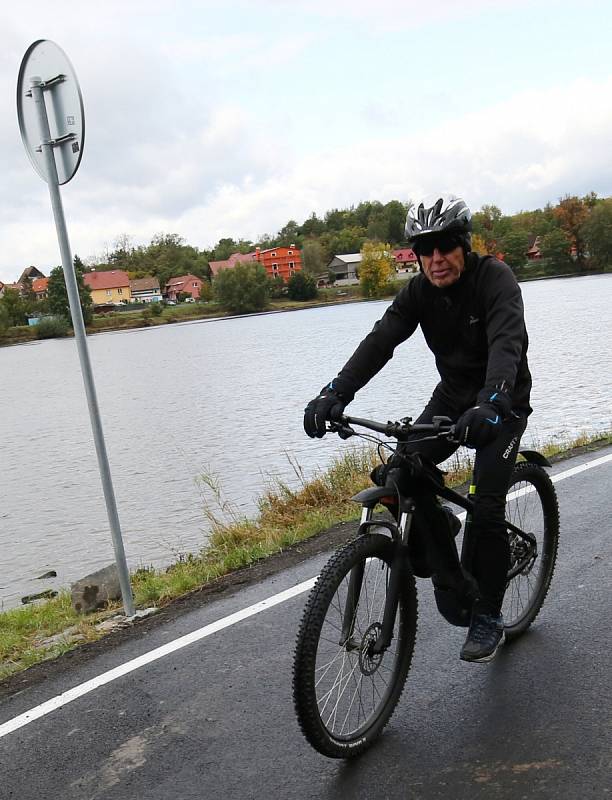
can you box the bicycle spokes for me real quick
[314,555,399,738]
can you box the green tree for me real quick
[366,212,389,242]
[499,230,530,270]
[300,212,325,237]
[359,241,395,298]
[301,239,326,275]
[383,200,408,243]
[582,199,612,267]
[213,262,270,313]
[539,228,573,272]
[0,301,11,332]
[268,275,286,299]
[287,271,318,301]
[47,258,93,325]
[276,220,300,247]
[0,289,28,327]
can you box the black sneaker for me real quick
[460,611,505,663]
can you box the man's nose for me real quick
[432,247,444,261]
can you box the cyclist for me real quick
[304,195,532,663]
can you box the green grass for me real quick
[1,428,610,681]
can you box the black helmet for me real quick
[405,194,472,249]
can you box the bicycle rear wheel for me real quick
[503,461,560,639]
[293,533,417,758]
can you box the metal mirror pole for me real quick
[29,77,135,617]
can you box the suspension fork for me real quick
[372,503,414,655]
[340,503,413,651]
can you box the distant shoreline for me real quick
[1,269,610,348]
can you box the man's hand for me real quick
[304,386,347,438]
[454,404,502,448]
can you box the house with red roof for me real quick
[209,246,302,281]
[393,248,418,271]
[208,252,257,277]
[165,274,203,300]
[83,270,131,305]
[32,277,49,299]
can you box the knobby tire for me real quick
[293,533,417,758]
[503,461,560,639]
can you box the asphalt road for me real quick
[1,446,611,799]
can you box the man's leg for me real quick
[460,413,528,662]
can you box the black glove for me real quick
[303,385,348,438]
[455,390,512,448]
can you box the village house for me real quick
[208,252,256,277]
[129,276,161,303]
[165,274,203,300]
[326,253,362,283]
[209,245,302,281]
[32,277,49,299]
[393,247,418,272]
[83,270,131,305]
[526,235,543,260]
[18,266,45,284]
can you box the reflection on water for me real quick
[1,274,610,608]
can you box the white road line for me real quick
[1,449,611,740]
[0,577,316,739]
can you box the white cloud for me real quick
[1,0,611,281]
[3,74,612,279]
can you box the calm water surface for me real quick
[1,274,611,608]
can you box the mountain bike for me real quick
[292,413,560,759]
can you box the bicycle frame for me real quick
[346,474,537,655]
[333,413,540,654]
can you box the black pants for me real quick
[401,395,527,614]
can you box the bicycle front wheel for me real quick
[293,533,417,759]
[503,461,560,639]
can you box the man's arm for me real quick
[329,279,420,401]
[477,260,527,407]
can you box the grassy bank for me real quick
[1,428,611,681]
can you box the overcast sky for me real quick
[2,0,612,281]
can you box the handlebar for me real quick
[329,414,456,441]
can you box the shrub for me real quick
[287,272,318,301]
[150,302,163,316]
[214,262,270,313]
[35,316,70,339]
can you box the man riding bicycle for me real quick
[304,195,532,663]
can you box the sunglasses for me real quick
[414,234,462,257]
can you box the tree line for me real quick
[2,192,611,329]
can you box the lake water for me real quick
[1,274,611,609]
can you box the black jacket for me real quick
[331,253,532,415]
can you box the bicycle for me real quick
[292,413,560,759]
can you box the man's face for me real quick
[418,236,465,288]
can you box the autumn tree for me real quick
[471,233,488,255]
[582,199,612,267]
[359,241,395,298]
[553,195,590,268]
